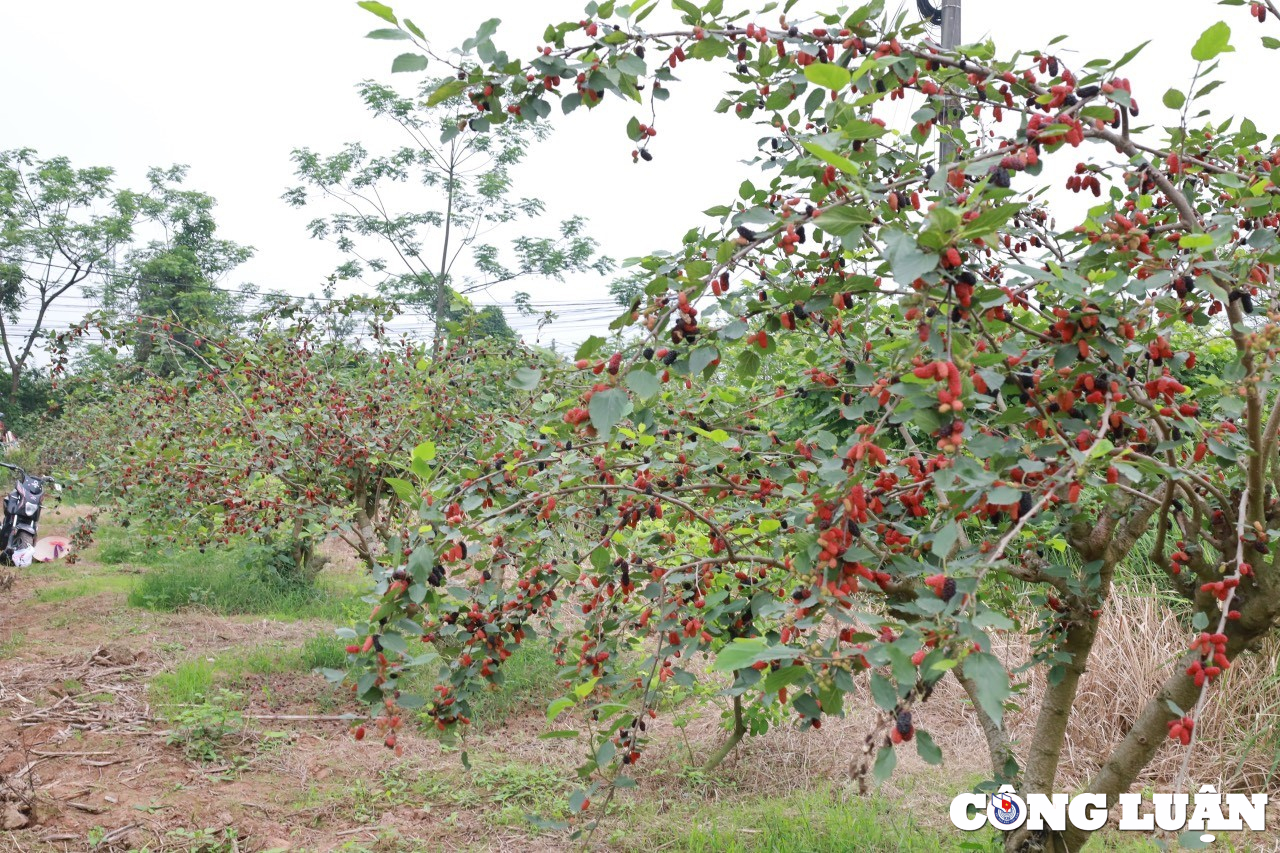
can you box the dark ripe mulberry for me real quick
[662,350,679,366]
[640,149,653,162]
[1242,292,1255,314]
[895,710,914,738]
[1017,490,1034,518]
[941,577,957,602]
[643,347,655,360]
[992,167,1011,189]
[459,541,468,559]
[1076,84,1100,99]
[428,565,445,586]
[737,226,757,241]
[635,45,646,59]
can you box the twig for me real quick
[67,801,106,814]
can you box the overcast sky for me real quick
[0,0,1272,350]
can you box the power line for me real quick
[0,255,623,310]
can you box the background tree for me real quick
[94,166,255,374]
[283,79,615,353]
[0,148,137,402]
[335,3,1280,851]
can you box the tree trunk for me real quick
[702,695,746,772]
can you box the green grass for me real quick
[150,659,216,707]
[0,630,24,657]
[207,634,349,684]
[34,572,136,603]
[619,786,951,852]
[300,633,348,671]
[467,641,562,729]
[127,543,359,621]
[613,786,1165,853]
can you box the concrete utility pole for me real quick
[938,0,962,166]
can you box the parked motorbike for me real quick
[0,461,61,567]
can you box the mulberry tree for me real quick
[339,1,1280,849]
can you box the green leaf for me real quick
[962,652,1011,726]
[803,64,851,91]
[626,368,661,400]
[379,632,408,655]
[712,637,795,672]
[547,697,575,722]
[872,743,897,782]
[391,53,429,73]
[357,1,398,25]
[412,440,436,463]
[883,229,938,283]
[1179,233,1214,249]
[574,677,600,699]
[508,367,542,391]
[799,141,859,177]
[1113,39,1151,71]
[1191,21,1234,61]
[843,119,889,140]
[589,387,631,437]
[916,731,943,765]
[689,346,718,376]
[930,521,959,558]
[367,28,410,39]
[1162,88,1186,109]
[761,664,809,693]
[870,673,899,711]
[986,485,1022,504]
[815,205,872,237]
[1263,36,1280,49]
[575,336,606,360]
[383,477,418,504]
[426,78,466,105]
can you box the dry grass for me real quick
[1048,589,1280,795]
